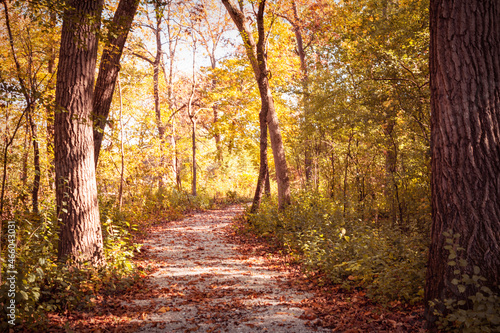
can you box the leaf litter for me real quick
[46,204,425,332]
[124,205,329,332]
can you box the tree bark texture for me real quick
[93,0,139,166]
[425,0,500,328]
[55,0,105,266]
[222,0,291,209]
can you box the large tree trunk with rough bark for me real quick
[55,0,105,266]
[92,0,139,166]
[425,0,500,329]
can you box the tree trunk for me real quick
[153,19,165,141]
[0,108,27,218]
[21,125,29,207]
[222,0,291,210]
[250,109,269,213]
[425,0,500,329]
[210,58,222,162]
[55,0,105,266]
[343,132,353,217]
[170,114,181,190]
[92,0,139,167]
[159,5,181,185]
[191,117,197,196]
[264,164,270,196]
[46,10,57,191]
[259,77,290,209]
[290,0,312,186]
[153,3,167,190]
[383,116,398,226]
[117,74,125,211]
[256,0,290,210]
[28,111,40,214]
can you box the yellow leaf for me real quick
[158,306,170,313]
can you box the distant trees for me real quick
[131,0,184,190]
[425,0,500,329]
[1,0,44,215]
[282,0,430,224]
[191,0,232,163]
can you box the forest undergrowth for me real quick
[245,191,429,306]
[230,199,427,331]
[0,189,247,331]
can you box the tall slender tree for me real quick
[55,0,105,265]
[2,0,45,214]
[93,0,140,166]
[425,0,500,329]
[131,0,171,189]
[278,0,313,186]
[191,0,232,162]
[222,0,291,210]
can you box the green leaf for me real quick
[457,285,466,293]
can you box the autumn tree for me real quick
[277,0,315,186]
[191,0,232,162]
[425,0,500,329]
[288,0,430,224]
[160,0,183,188]
[222,0,291,210]
[131,0,182,189]
[93,0,140,166]
[2,0,40,214]
[186,24,199,196]
[55,0,105,265]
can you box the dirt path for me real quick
[126,205,328,332]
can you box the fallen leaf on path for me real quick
[157,306,170,313]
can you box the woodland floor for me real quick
[47,204,425,332]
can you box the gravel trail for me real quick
[127,205,328,332]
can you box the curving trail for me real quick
[126,205,328,332]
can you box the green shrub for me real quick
[246,191,427,304]
[0,204,143,330]
[431,232,500,332]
